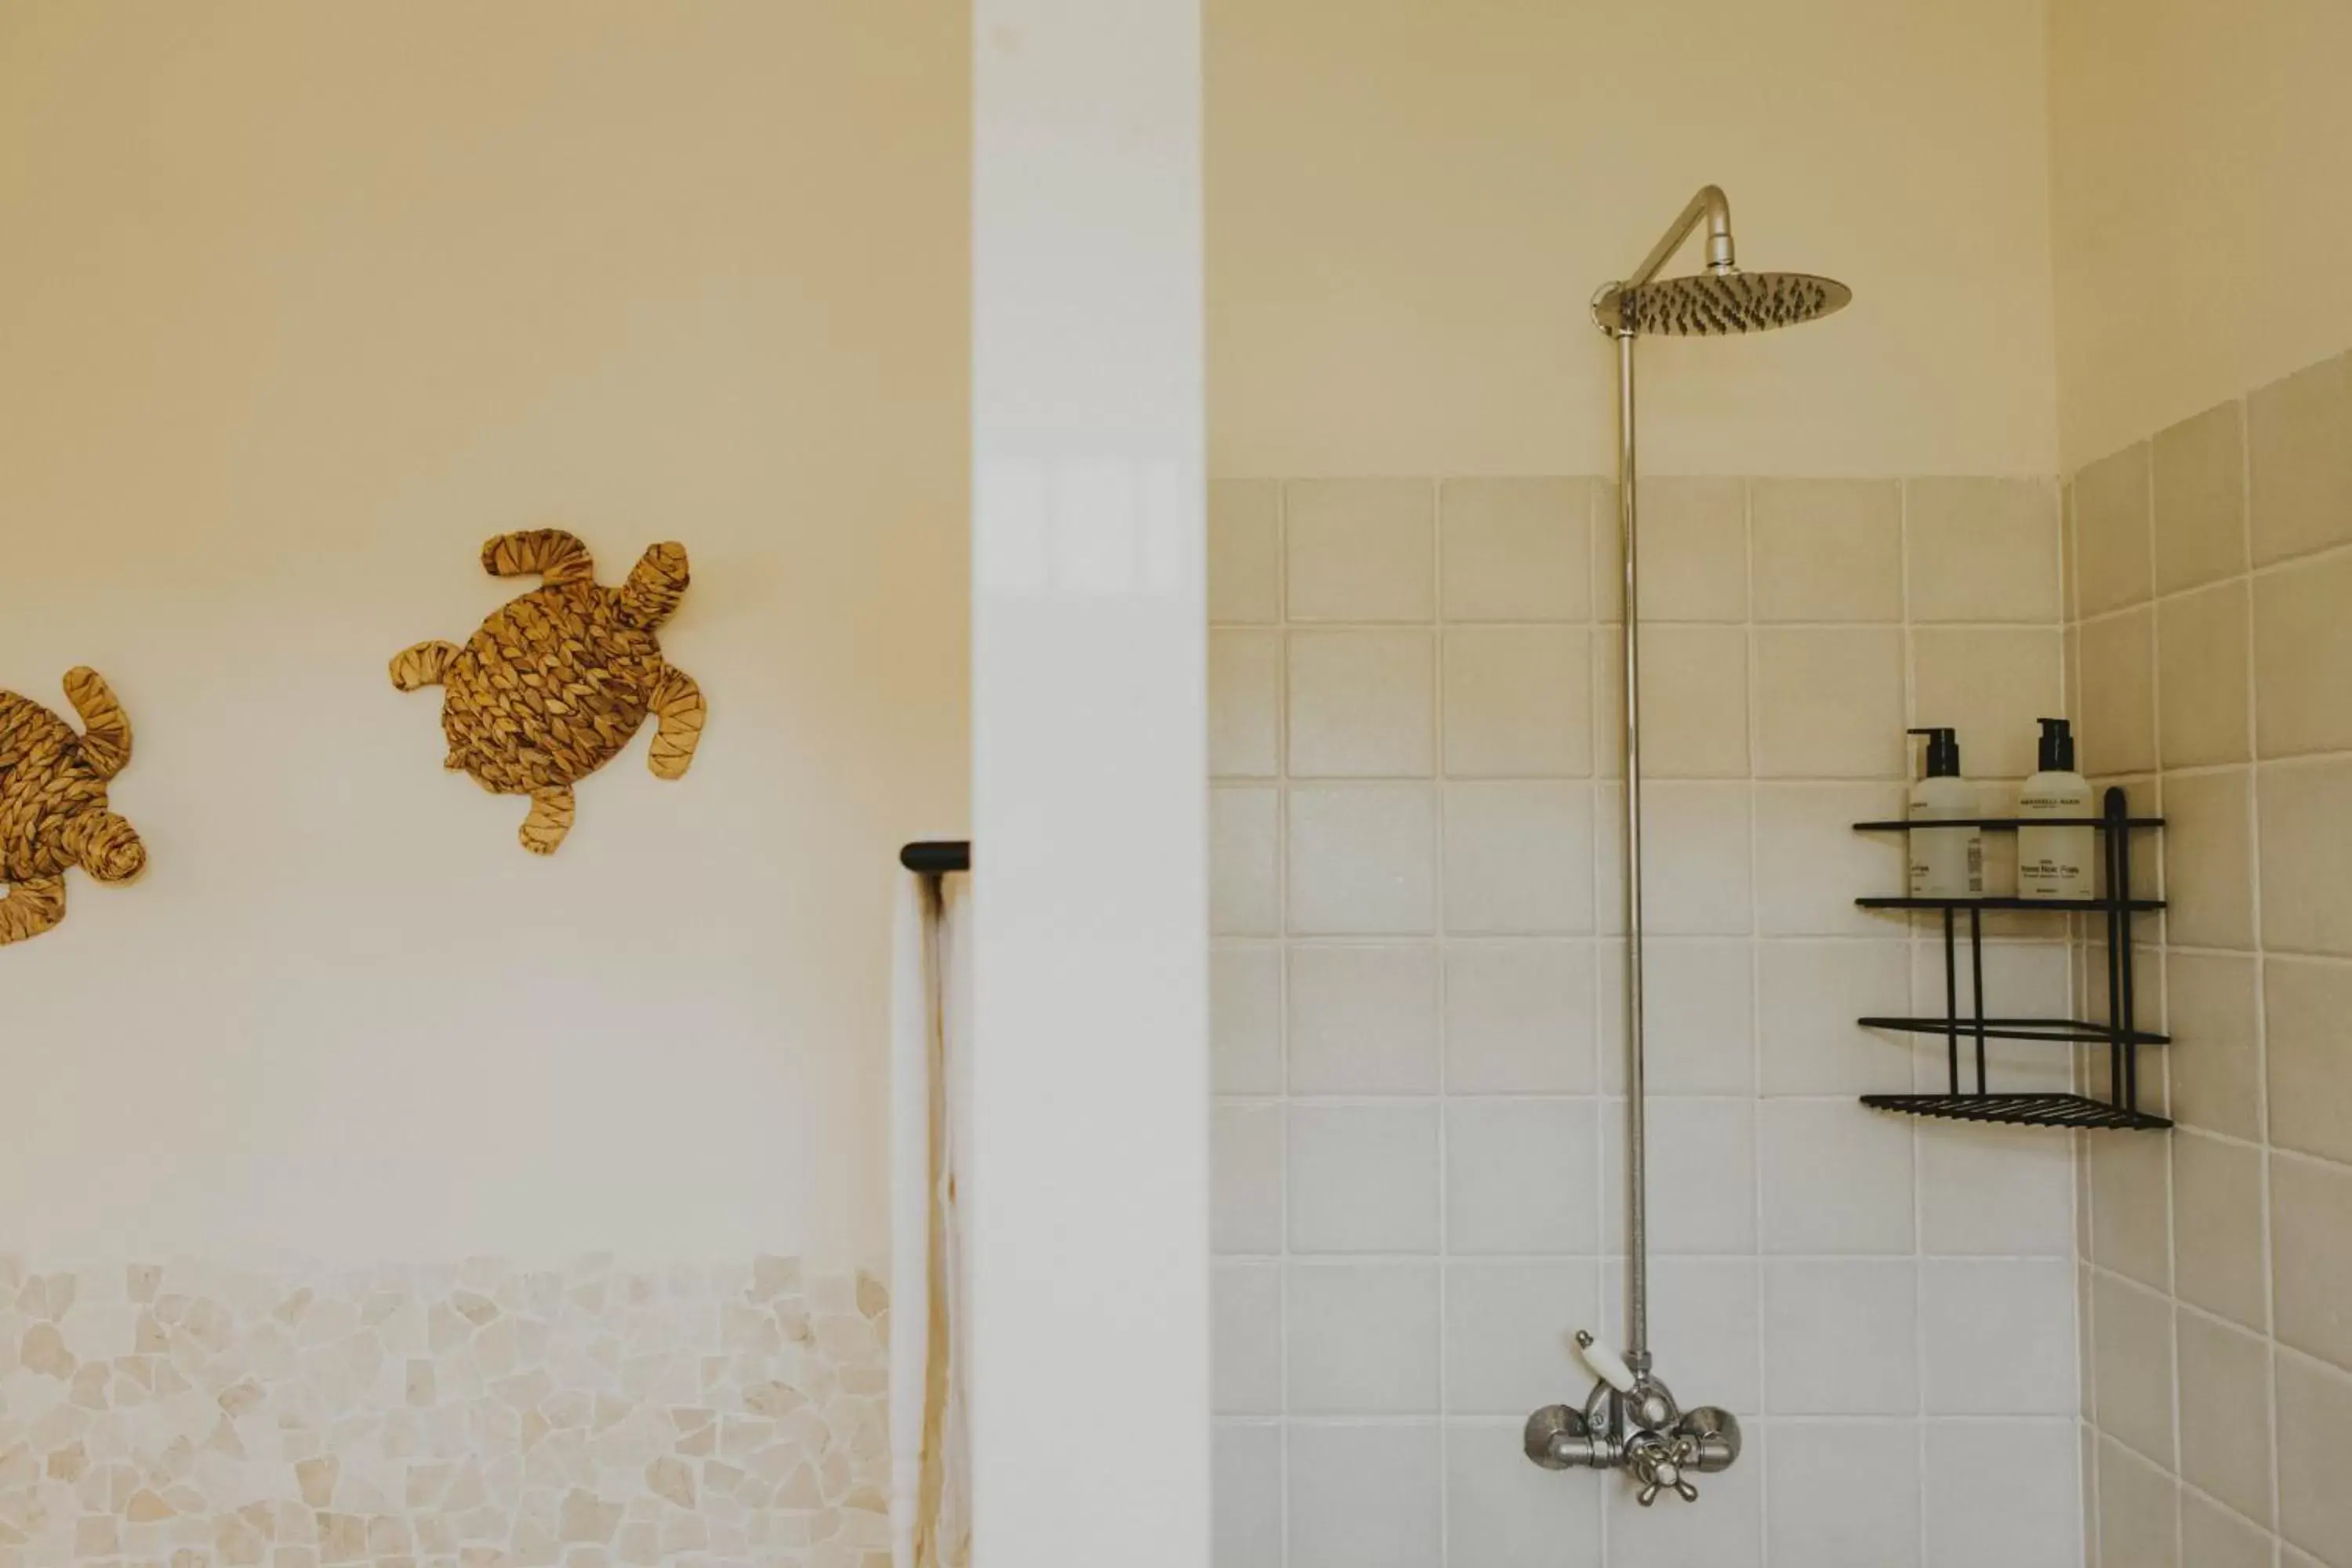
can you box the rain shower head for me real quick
[1596,269,1851,336]
[1588,184,1851,336]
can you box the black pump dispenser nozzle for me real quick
[1907,727,1961,779]
[2036,717,2076,772]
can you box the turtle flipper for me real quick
[616,543,690,629]
[481,529,596,586]
[647,665,706,780]
[62,667,131,781]
[519,785,575,855]
[390,641,462,692]
[0,877,66,946]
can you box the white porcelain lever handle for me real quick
[1573,1330,1637,1394]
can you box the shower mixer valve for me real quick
[1522,1332,1742,1504]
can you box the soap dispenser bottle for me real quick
[2018,717,2094,901]
[1907,727,1984,898]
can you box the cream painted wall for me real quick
[0,3,967,1267]
[2049,0,2352,467]
[1207,0,2060,479]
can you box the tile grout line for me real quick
[1744,475,1776,1566]
[1898,475,1935,1568]
[1430,478,1450,1568]
[2236,392,2288,1557]
[1275,481,1291,1568]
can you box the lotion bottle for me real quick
[1907,727,1983,898]
[2017,717,2094,901]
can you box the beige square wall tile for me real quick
[1287,944,1440,1095]
[2180,1489,2272,1568]
[1905,476,2062,623]
[1210,478,1282,624]
[1287,1103,1440,1254]
[1753,626,1905,779]
[2273,1152,2352,1374]
[1910,626,2064,780]
[2165,950,2262,1142]
[1443,941,1595,1094]
[1212,786,1280,937]
[2277,1348,2352,1559]
[2095,1438,2180,1568]
[1443,782,1594,935]
[1756,939,1910,1094]
[1643,938,1755,1095]
[1751,477,1903,622]
[1288,630,1435,778]
[2078,608,2156,777]
[1212,944,1283,1094]
[1210,630,1282,779]
[2089,1130,2172,1290]
[1636,624,1750,779]
[1213,1102,1283,1255]
[2255,546,2352,759]
[2172,1129,2267,1331]
[1752,783,1907,937]
[1287,784,1436,936]
[2249,350,2352,567]
[2267,956,2352,1165]
[2156,580,2252,768]
[2090,1271,2176,1467]
[1636,782,1753,936]
[1440,477,1593,621]
[2152,399,2250,595]
[2162,768,2256,951]
[2074,441,2153,616]
[1608,477,1746,622]
[1286,480,1435,622]
[2257,758,2352,957]
[2176,1308,2275,1526]
[1443,627,1591,779]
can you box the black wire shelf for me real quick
[1859,1015,2169,1047]
[1850,786,2169,1132]
[1861,1093,2172,1131]
[1850,816,2163,833]
[1856,895,2161,913]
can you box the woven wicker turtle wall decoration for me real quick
[391,529,705,854]
[0,667,147,946]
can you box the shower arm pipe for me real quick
[1626,183,1737,288]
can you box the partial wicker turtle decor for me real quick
[0,668,147,946]
[392,529,706,854]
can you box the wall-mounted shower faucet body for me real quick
[1527,184,1849,1505]
[1525,1334,1742,1506]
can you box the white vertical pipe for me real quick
[968,3,1207,1566]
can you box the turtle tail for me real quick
[616,543,690,630]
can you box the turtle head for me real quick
[616,542,690,630]
[64,810,146,883]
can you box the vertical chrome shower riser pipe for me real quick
[1616,325,1648,1366]
[1523,182,1855,1506]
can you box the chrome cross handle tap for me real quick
[1524,1332,1742,1502]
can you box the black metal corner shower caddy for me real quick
[1850,786,2170,1131]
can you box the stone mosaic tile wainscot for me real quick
[0,1256,889,1568]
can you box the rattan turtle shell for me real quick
[0,668,145,945]
[392,529,705,854]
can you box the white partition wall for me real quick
[969,3,1210,1566]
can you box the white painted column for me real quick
[968,3,1208,1566]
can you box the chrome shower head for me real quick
[1595,270,1851,337]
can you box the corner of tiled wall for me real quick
[2069,343,2352,1568]
[1210,468,2085,1568]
